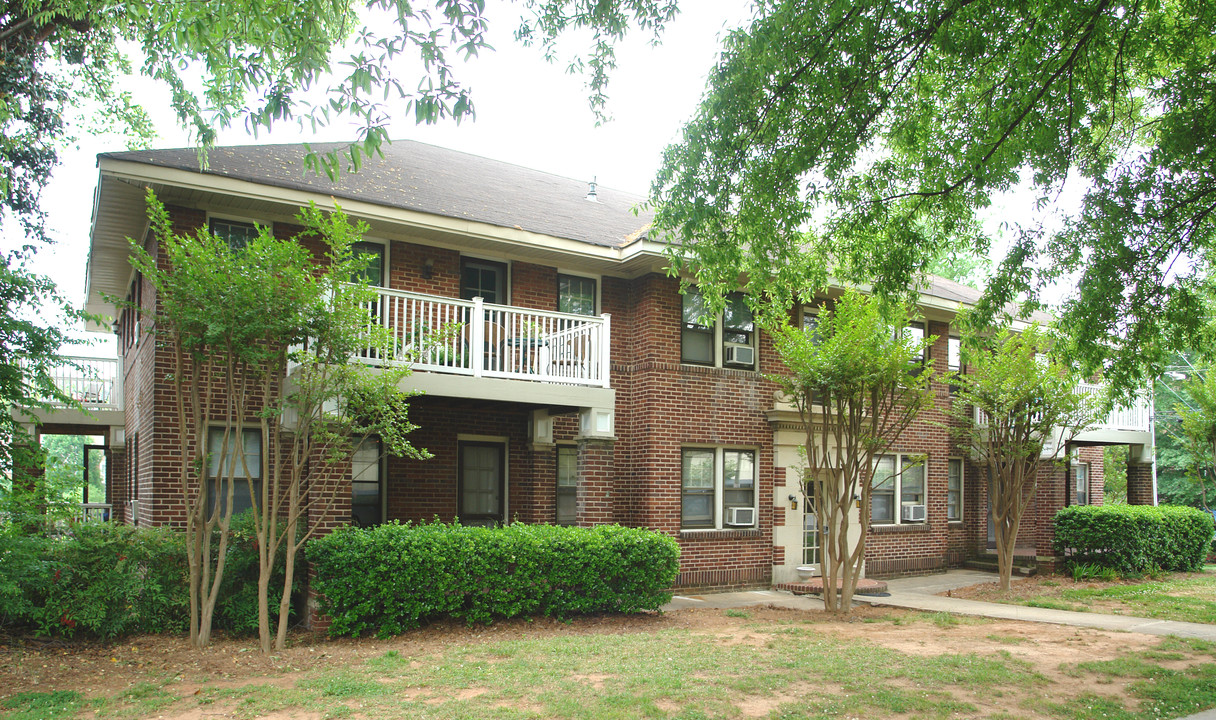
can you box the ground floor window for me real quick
[556,445,577,526]
[681,447,757,529]
[947,458,963,522]
[871,453,926,525]
[206,427,261,518]
[1073,462,1090,505]
[351,438,384,526]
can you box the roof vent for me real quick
[586,177,599,202]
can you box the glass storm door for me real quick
[459,442,504,526]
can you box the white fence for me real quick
[45,357,123,409]
[359,289,612,388]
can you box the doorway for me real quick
[458,442,505,526]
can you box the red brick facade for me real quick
[103,202,1153,591]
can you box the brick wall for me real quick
[117,205,1150,591]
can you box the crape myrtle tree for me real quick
[769,291,933,612]
[946,325,1092,592]
[651,0,1216,396]
[129,194,425,650]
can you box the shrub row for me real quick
[306,521,681,637]
[1053,505,1215,574]
[0,512,297,638]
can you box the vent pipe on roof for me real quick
[586,176,599,202]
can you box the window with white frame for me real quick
[206,427,262,519]
[947,336,962,372]
[947,457,963,522]
[871,454,926,525]
[681,448,757,529]
[209,218,261,251]
[947,335,963,393]
[556,446,577,526]
[351,438,384,526]
[558,274,597,316]
[352,241,386,287]
[680,289,756,370]
[1073,462,1090,505]
[904,321,927,366]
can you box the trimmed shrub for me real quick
[307,521,682,637]
[1053,505,1215,574]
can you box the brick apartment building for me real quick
[29,141,1157,588]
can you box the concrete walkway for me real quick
[852,569,1216,642]
[663,570,1216,720]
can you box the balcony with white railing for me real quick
[1076,382,1151,433]
[42,357,124,411]
[355,288,612,389]
[971,381,1152,442]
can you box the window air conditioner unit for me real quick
[724,344,754,367]
[726,506,756,526]
[901,503,927,522]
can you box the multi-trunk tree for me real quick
[946,325,1092,591]
[770,291,933,612]
[130,195,425,651]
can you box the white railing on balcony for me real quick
[1077,382,1151,432]
[44,357,123,410]
[972,382,1151,434]
[358,288,611,388]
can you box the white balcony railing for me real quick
[1077,382,1151,432]
[972,382,1151,434]
[44,357,123,410]
[356,288,611,388]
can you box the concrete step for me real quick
[962,558,1037,576]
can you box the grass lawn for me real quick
[2,606,1215,719]
[954,567,1216,625]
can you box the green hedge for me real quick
[306,522,682,637]
[0,512,298,639]
[1053,505,1215,574]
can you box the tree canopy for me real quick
[651,0,1215,393]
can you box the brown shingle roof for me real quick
[102,140,652,248]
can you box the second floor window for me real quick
[558,274,597,316]
[680,289,756,370]
[461,258,508,304]
[209,218,260,251]
[352,242,385,286]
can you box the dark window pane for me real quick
[209,219,259,251]
[558,275,596,316]
[352,242,385,286]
